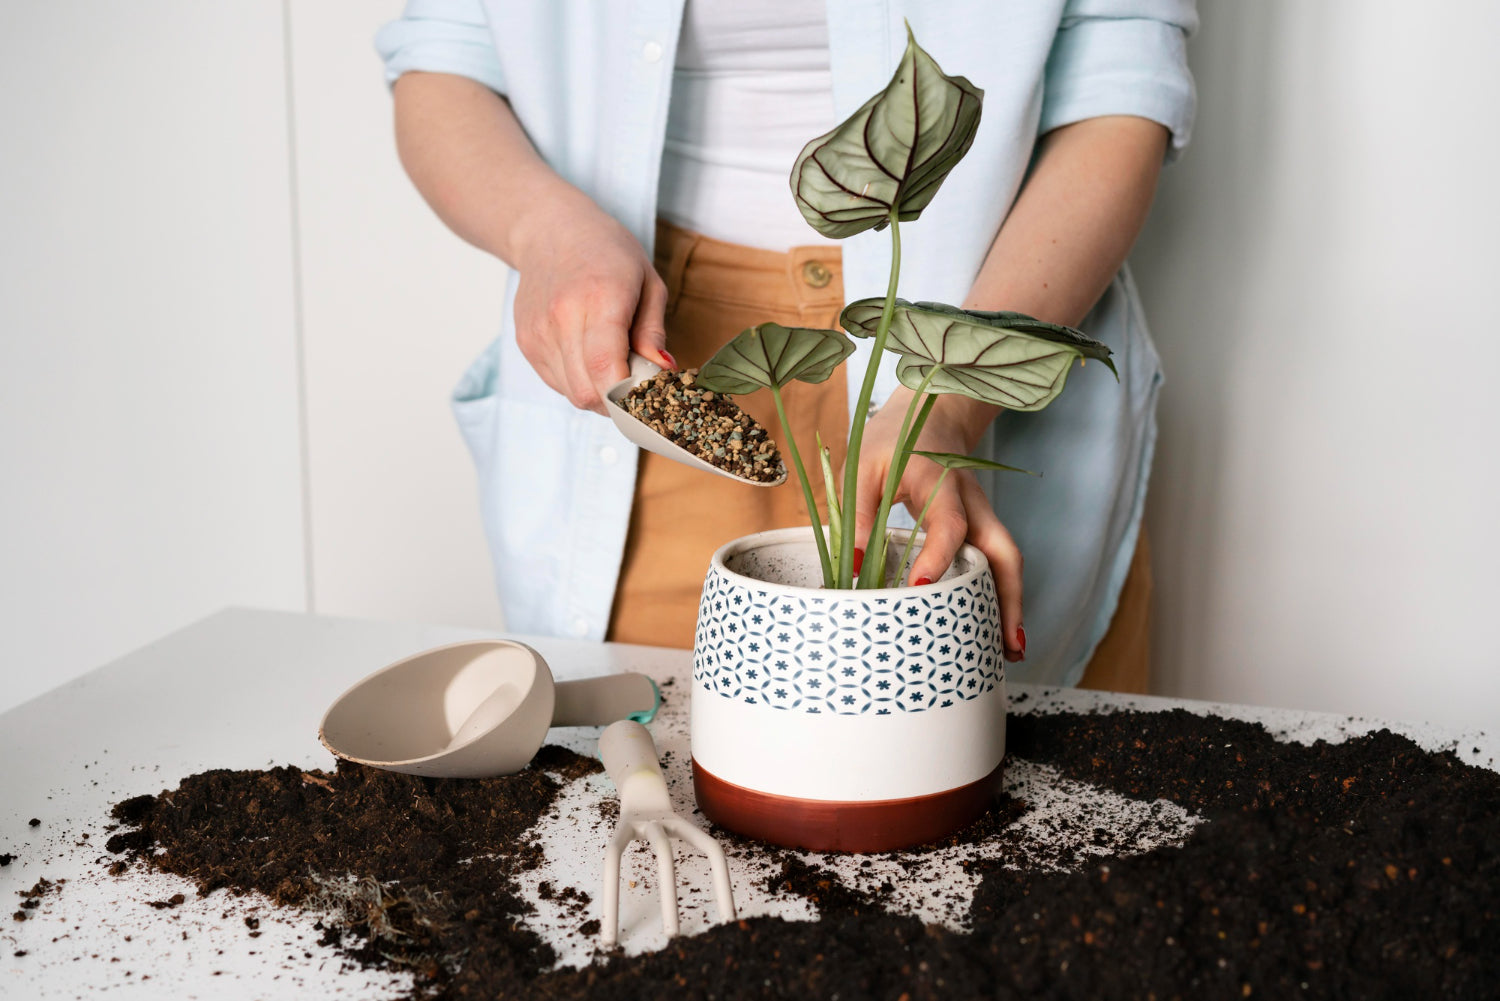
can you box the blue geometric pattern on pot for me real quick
[693,567,1003,715]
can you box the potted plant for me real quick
[687,28,1115,852]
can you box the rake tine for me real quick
[600,827,631,947]
[666,817,738,922]
[643,821,680,937]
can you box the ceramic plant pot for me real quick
[691,527,1007,852]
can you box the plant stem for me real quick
[863,393,937,588]
[895,468,948,586]
[837,207,902,589]
[771,383,833,588]
[861,370,937,589]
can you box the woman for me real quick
[376,0,1195,690]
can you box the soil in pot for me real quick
[620,368,784,482]
[101,710,1500,1000]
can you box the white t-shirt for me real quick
[656,0,839,251]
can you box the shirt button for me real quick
[642,40,663,63]
[598,445,619,465]
[801,260,833,288]
[571,618,590,638]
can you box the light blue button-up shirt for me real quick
[377,0,1196,683]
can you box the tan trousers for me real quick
[1076,530,1152,694]
[606,220,1152,695]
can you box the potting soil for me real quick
[102,708,1500,999]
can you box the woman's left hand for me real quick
[850,388,1026,663]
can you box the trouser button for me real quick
[801,260,833,288]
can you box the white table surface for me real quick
[2,608,1495,999]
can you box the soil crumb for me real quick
[102,713,1500,1000]
[620,368,784,482]
[13,877,62,923]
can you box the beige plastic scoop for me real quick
[318,640,660,779]
[604,353,787,487]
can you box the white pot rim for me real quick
[708,525,989,598]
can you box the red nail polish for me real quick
[914,576,933,587]
[659,349,678,370]
[1017,626,1027,656]
[852,548,865,575]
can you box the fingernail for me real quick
[659,349,678,370]
[1017,626,1027,656]
[852,548,865,575]
[914,576,933,587]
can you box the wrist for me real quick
[934,394,1002,450]
[885,387,1001,452]
[506,177,599,269]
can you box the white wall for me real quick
[0,4,307,710]
[1133,0,1500,729]
[4,1,1497,731]
[287,1,505,630]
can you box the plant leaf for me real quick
[817,433,842,567]
[910,450,1039,477]
[841,298,1116,412]
[790,26,983,239]
[696,323,854,395]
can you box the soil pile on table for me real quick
[104,712,1500,1000]
[105,745,601,987]
[620,368,784,482]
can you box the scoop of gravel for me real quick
[621,368,785,483]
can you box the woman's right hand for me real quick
[391,72,673,414]
[510,193,674,414]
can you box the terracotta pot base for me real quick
[692,756,1005,853]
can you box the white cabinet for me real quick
[0,1,505,716]
[0,3,306,710]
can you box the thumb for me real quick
[630,273,675,370]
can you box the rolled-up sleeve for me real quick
[375,0,506,95]
[1040,0,1198,156]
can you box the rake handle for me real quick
[600,719,673,817]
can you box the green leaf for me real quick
[696,322,854,395]
[817,433,842,567]
[909,450,1039,477]
[790,25,983,239]
[841,298,1116,412]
